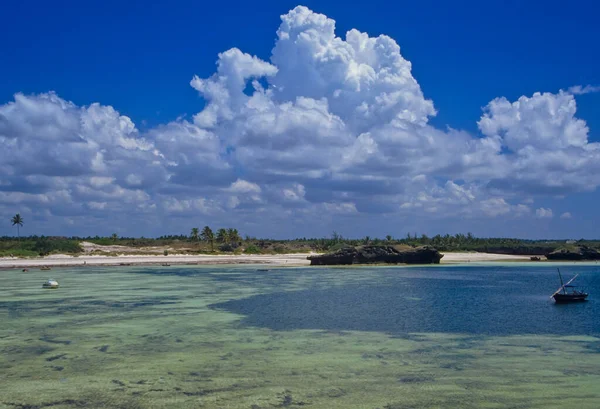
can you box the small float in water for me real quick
[40,266,51,271]
[161,263,171,267]
[22,268,29,272]
[551,269,588,303]
[42,279,59,289]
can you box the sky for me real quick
[1,0,599,239]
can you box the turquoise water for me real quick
[1,264,600,408]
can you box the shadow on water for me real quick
[211,266,600,337]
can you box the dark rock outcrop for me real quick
[308,245,443,265]
[545,245,600,261]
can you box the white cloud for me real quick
[567,85,600,95]
[535,208,554,219]
[281,184,306,202]
[560,212,572,219]
[88,201,107,210]
[322,202,358,214]
[271,6,435,132]
[163,197,220,215]
[226,179,262,194]
[0,6,598,237]
[478,91,589,150]
[477,91,600,193]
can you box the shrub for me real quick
[243,245,262,254]
[218,243,235,252]
[33,238,82,256]
[272,245,287,254]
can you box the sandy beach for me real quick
[0,253,316,269]
[0,251,537,269]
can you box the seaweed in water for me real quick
[3,399,87,408]
[275,390,309,407]
[45,353,67,362]
[397,375,434,383]
[39,336,71,345]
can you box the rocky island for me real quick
[308,245,443,265]
[545,245,600,261]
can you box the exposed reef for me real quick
[307,245,443,265]
[545,245,600,261]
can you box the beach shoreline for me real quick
[0,253,316,269]
[0,251,542,269]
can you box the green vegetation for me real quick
[11,213,24,239]
[190,227,199,242]
[200,226,214,251]
[2,227,600,258]
[0,236,82,257]
[243,244,262,254]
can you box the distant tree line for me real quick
[4,211,600,256]
[189,226,242,252]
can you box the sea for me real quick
[1,263,599,408]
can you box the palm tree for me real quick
[216,228,230,244]
[200,226,214,251]
[385,235,393,243]
[227,228,241,246]
[190,227,199,242]
[11,213,23,239]
[111,233,118,243]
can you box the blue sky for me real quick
[1,0,599,238]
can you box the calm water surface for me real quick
[213,264,600,336]
[1,263,600,408]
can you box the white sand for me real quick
[0,251,539,269]
[0,253,316,269]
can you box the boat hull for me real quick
[553,293,588,303]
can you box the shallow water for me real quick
[1,264,600,408]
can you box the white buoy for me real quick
[42,279,59,289]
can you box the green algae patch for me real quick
[1,265,600,408]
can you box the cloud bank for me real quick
[1,6,597,237]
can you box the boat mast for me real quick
[558,268,566,294]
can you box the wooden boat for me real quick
[551,269,588,303]
[42,279,59,289]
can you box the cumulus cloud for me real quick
[535,208,554,219]
[478,91,600,193]
[560,212,572,219]
[0,5,597,237]
[226,179,262,194]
